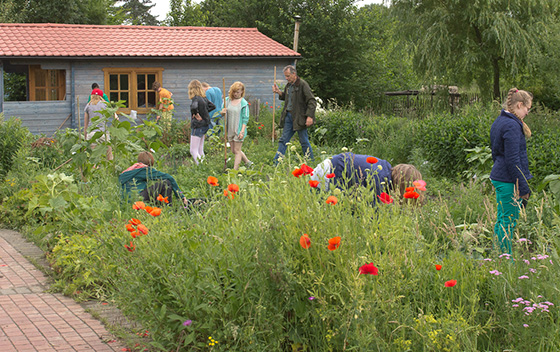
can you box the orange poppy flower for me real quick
[292,168,304,178]
[435,264,442,271]
[157,194,169,204]
[309,180,319,188]
[444,279,457,287]
[130,231,139,239]
[328,236,341,251]
[326,196,338,205]
[125,224,135,232]
[124,241,136,252]
[228,184,240,193]
[133,201,146,210]
[366,157,378,164]
[404,190,420,199]
[144,206,153,213]
[129,218,141,226]
[300,164,314,175]
[207,176,219,186]
[149,207,161,216]
[137,224,149,235]
[299,234,311,249]
[223,190,235,199]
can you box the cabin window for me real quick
[29,65,66,101]
[103,68,163,113]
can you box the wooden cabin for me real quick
[0,23,300,135]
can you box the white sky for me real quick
[151,0,386,21]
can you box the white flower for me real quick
[341,147,348,152]
[290,145,297,152]
[378,165,383,171]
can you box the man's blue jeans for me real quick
[274,112,314,162]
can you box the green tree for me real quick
[391,0,559,100]
[117,0,158,25]
[0,0,24,22]
[6,0,112,24]
[165,0,206,26]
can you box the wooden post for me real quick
[272,66,277,143]
[77,96,81,133]
[223,78,227,171]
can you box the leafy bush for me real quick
[0,114,30,176]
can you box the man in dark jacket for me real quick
[272,65,317,164]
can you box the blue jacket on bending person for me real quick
[310,153,424,204]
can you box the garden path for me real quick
[0,229,126,351]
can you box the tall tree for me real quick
[117,0,158,25]
[5,0,112,24]
[165,0,206,26]
[391,0,559,100]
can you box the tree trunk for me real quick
[492,57,500,100]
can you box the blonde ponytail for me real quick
[504,88,532,138]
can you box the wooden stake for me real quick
[223,78,227,171]
[77,96,81,133]
[272,66,277,143]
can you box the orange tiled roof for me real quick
[0,23,300,58]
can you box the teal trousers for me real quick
[491,179,522,254]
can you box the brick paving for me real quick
[0,230,125,351]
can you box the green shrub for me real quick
[0,114,30,176]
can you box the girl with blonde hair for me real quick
[221,81,252,169]
[490,88,533,254]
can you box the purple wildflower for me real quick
[518,275,530,279]
[183,320,192,327]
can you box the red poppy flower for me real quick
[328,236,341,251]
[207,176,219,186]
[157,194,169,204]
[258,126,262,129]
[124,241,136,252]
[366,157,378,164]
[292,168,304,178]
[149,207,161,216]
[228,184,240,193]
[144,206,153,214]
[129,218,141,226]
[326,196,338,205]
[299,234,311,249]
[309,180,319,188]
[125,224,135,232]
[133,201,146,210]
[435,264,442,271]
[326,173,335,179]
[444,279,457,287]
[300,164,314,175]
[130,231,139,239]
[377,192,393,204]
[223,190,235,199]
[404,190,420,199]
[405,186,415,192]
[359,263,379,275]
[137,224,149,235]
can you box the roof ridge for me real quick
[0,23,258,31]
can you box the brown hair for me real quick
[201,82,210,89]
[228,81,245,100]
[152,81,161,91]
[188,80,206,99]
[504,87,532,138]
[391,164,424,204]
[138,151,155,166]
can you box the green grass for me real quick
[1,106,560,351]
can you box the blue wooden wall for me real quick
[1,58,294,135]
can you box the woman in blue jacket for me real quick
[490,88,533,254]
[222,81,252,169]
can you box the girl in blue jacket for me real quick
[490,88,533,254]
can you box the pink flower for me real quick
[413,179,427,191]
